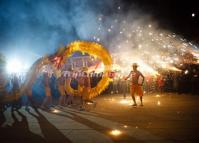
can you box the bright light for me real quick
[86,102,93,105]
[184,70,189,75]
[157,101,161,106]
[192,13,195,17]
[123,125,128,128]
[161,64,182,72]
[156,94,160,97]
[119,99,132,105]
[6,59,28,74]
[148,24,152,28]
[110,129,122,136]
[52,109,60,113]
[120,99,129,104]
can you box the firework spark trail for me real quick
[91,6,198,75]
[0,0,198,75]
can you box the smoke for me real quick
[0,0,198,73]
[87,4,199,75]
[0,0,115,62]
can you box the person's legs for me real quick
[46,86,53,107]
[122,86,126,99]
[68,95,74,105]
[79,96,84,108]
[123,87,126,99]
[123,92,126,99]
[65,95,71,106]
[47,96,53,108]
[80,98,86,111]
[131,85,137,106]
[41,96,47,108]
[140,96,143,106]
[58,96,61,105]
[58,95,64,106]
[58,86,65,106]
[80,87,86,110]
[41,92,51,109]
[70,95,74,104]
[131,95,136,105]
[46,96,53,108]
[137,86,144,106]
[64,94,69,105]
[63,96,66,105]
[46,96,50,107]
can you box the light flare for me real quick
[110,129,122,136]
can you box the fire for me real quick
[157,101,161,106]
[110,129,122,136]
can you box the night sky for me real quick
[0,0,198,65]
[124,0,199,41]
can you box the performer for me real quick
[57,71,66,106]
[65,69,74,106]
[12,74,20,101]
[157,75,164,93]
[41,72,52,109]
[112,75,119,94]
[125,63,145,106]
[78,67,95,110]
[120,76,128,99]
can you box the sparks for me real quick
[52,109,60,113]
[156,94,160,97]
[110,129,122,136]
[157,101,161,106]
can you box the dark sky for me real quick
[0,0,198,64]
[124,0,199,41]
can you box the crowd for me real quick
[0,63,199,111]
[107,65,199,95]
[0,67,103,111]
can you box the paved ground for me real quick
[0,93,199,143]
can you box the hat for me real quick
[132,63,138,67]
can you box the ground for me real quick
[0,93,199,143]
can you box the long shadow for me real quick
[58,107,112,124]
[0,103,5,125]
[49,108,144,143]
[28,107,72,143]
[0,106,46,143]
[0,103,6,141]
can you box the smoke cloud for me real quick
[0,0,198,73]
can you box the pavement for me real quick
[0,93,199,143]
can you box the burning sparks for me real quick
[148,24,152,28]
[119,99,132,105]
[157,101,161,106]
[110,129,122,136]
[120,99,129,104]
[52,109,60,113]
[92,7,198,78]
[156,94,160,98]
[86,102,93,105]
[192,13,196,17]
[162,65,182,72]
[184,70,189,75]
